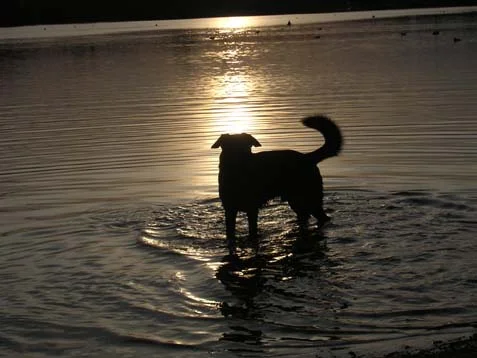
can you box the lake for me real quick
[1,7,476,358]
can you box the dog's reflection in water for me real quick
[216,228,327,321]
[212,115,342,250]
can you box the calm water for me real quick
[1,9,477,358]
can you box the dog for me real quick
[212,115,342,243]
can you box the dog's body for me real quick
[212,115,342,241]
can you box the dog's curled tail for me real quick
[302,115,343,164]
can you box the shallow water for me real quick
[1,10,477,358]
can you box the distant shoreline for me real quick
[1,6,476,41]
[1,3,477,28]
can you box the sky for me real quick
[2,0,476,27]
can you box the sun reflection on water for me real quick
[195,33,268,191]
[212,72,255,134]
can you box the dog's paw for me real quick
[317,215,332,229]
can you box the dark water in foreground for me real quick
[1,9,476,358]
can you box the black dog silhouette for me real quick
[212,115,342,243]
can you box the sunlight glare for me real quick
[217,16,250,29]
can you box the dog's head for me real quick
[211,133,261,155]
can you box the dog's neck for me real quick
[219,149,253,169]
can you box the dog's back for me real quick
[251,150,323,207]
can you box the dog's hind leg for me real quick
[246,208,259,239]
[288,199,311,231]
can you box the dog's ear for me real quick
[245,134,261,147]
[211,134,227,149]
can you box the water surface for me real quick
[1,9,476,358]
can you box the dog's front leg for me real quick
[225,209,238,239]
[247,209,258,239]
[224,209,238,253]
